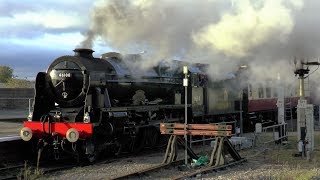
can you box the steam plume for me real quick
[80,0,309,82]
[193,0,303,57]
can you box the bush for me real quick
[5,78,33,88]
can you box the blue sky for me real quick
[0,0,110,79]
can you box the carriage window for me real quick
[273,88,278,98]
[266,87,271,98]
[258,87,264,98]
[248,84,252,98]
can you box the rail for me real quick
[261,123,288,145]
[115,125,244,180]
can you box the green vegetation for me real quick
[258,133,320,166]
[247,132,320,179]
[5,78,33,88]
[0,65,33,88]
[0,66,13,83]
[17,161,43,180]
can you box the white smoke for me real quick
[193,0,303,57]
[80,0,308,82]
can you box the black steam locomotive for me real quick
[20,49,243,161]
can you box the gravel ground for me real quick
[38,133,320,180]
[41,151,165,179]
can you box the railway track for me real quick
[0,136,30,169]
[0,153,124,180]
[112,160,184,180]
[0,161,78,180]
[0,135,168,179]
[112,158,246,179]
[0,135,246,179]
[172,158,247,179]
[0,164,25,180]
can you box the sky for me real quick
[1,0,320,85]
[0,0,109,79]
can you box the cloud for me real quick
[5,33,85,49]
[0,33,111,79]
[1,0,320,86]
[1,11,83,29]
[0,0,94,38]
[0,42,61,79]
[0,0,100,79]
[0,0,94,16]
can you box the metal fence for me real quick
[259,123,288,145]
[0,98,34,113]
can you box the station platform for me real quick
[0,109,25,137]
[0,122,22,136]
[0,109,28,120]
[0,135,21,142]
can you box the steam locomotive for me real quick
[20,48,245,161]
[21,48,300,161]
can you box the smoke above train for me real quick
[79,0,311,81]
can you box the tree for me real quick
[0,66,13,83]
[5,78,33,88]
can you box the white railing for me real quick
[261,123,288,144]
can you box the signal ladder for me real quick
[284,98,294,132]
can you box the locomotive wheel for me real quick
[85,147,99,163]
[146,127,159,148]
[131,129,146,153]
[83,138,99,163]
[87,153,97,163]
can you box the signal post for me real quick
[294,60,318,157]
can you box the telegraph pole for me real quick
[183,66,188,165]
[276,74,285,143]
[238,65,247,136]
[294,60,309,156]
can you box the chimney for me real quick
[73,48,94,58]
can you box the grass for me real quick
[244,131,320,179]
[260,133,320,166]
[17,161,43,180]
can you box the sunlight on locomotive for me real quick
[49,69,56,77]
